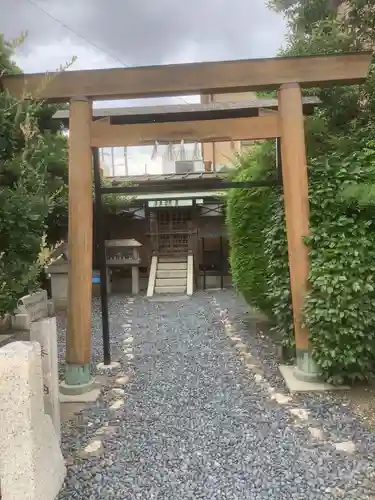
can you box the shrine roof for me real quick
[53,96,320,126]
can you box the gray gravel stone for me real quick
[57,291,375,499]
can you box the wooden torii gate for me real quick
[2,52,372,394]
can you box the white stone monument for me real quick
[0,341,66,500]
[11,290,61,439]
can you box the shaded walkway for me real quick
[58,291,375,499]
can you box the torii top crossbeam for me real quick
[1,52,372,102]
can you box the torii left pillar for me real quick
[60,97,94,395]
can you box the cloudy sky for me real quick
[0,0,287,175]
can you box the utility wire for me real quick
[23,0,190,105]
[23,0,202,175]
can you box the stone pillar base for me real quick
[294,348,320,383]
[60,363,94,395]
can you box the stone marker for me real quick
[12,290,49,331]
[30,316,61,441]
[47,256,69,311]
[0,341,65,500]
[11,292,61,439]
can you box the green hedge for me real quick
[227,138,375,383]
[305,147,375,383]
[226,142,278,318]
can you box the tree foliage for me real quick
[0,90,54,314]
[227,0,375,382]
[0,34,134,316]
[0,35,70,315]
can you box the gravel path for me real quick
[58,290,375,499]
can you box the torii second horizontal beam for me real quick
[91,114,280,147]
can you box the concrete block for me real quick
[279,365,349,392]
[0,341,65,500]
[30,317,60,441]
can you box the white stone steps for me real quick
[155,278,187,287]
[156,269,187,279]
[158,255,188,263]
[152,255,190,296]
[154,286,186,294]
[158,262,187,271]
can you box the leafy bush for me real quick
[0,91,52,316]
[228,136,375,382]
[0,35,69,316]
[227,0,375,383]
[0,35,133,316]
[305,145,375,383]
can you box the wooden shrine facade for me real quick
[53,95,321,292]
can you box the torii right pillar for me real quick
[278,83,318,381]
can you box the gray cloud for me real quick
[1,0,286,71]
[0,0,287,172]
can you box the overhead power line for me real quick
[23,0,190,104]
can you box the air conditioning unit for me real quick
[175,161,194,174]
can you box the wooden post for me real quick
[278,83,318,380]
[61,97,94,394]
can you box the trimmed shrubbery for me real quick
[227,2,375,383]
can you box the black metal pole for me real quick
[202,237,206,291]
[220,236,224,290]
[276,137,283,185]
[92,148,111,365]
